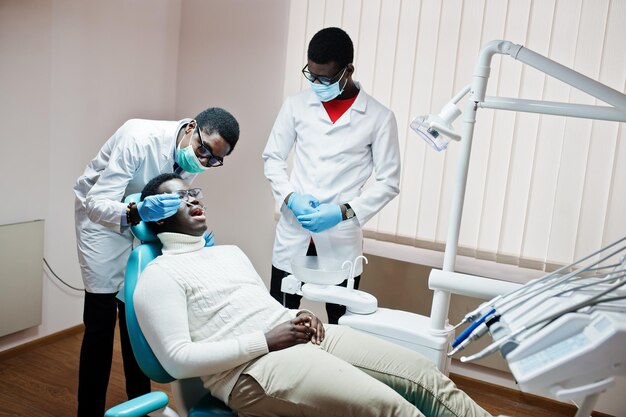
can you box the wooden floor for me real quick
[0,325,612,417]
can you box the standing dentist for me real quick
[262,27,401,324]
[73,107,239,417]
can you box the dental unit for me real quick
[412,40,626,417]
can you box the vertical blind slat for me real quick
[370,0,403,236]
[474,0,510,260]
[550,0,607,264]
[518,0,557,266]
[598,0,626,253]
[543,0,583,265]
[454,0,487,252]
[392,0,423,240]
[432,0,465,244]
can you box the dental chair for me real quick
[105,194,235,417]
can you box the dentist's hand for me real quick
[204,231,215,247]
[136,194,181,222]
[287,193,320,217]
[297,203,342,233]
[265,316,317,351]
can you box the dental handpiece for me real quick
[452,308,496,348]
[460,325,525,363]
[448,315,500,357]
[449,297,501,332]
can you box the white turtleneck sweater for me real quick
[134,232,299,404]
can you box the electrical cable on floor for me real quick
[43,258,84,292]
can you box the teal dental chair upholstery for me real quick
[105,193,235,417]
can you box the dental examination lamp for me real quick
[410,85,470,151]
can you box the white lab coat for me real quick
[74,118,195,293]
[262,84,400,276]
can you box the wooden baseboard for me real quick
[0,324,84,361]
[449,373,614,417]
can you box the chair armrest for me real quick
[104,391,170,417]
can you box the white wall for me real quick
[170,0,325,318]
[0,0,292,350]
[173,0,290,279]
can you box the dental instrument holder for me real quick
[505,309,623,417]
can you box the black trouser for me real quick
[269,241,361,325]
[77,291,150,417]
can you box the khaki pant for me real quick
[229,325,491,417]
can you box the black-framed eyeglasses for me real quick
[174,188,203,201]
[301,64,347,86]
[196,126,223,168]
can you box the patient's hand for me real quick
[296,313,325,345]
[265,316,322,351]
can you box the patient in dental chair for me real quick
[134,173,491,417]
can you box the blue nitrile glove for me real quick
[204,231,215,247]
[297,203,342,233]
[287,193,320,217]
[136,194,181,222]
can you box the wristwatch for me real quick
[344,203,356,220]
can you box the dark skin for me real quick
[151,178,208,237]
[265,314,324,350]
[150,178,325,350]
[127,121,231,225]
[306,59,360,100]
[175,119,231,166]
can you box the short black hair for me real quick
[141,173,182,202]
[140,173,182,233]
[307,27,354,68]
[194,107,240,155]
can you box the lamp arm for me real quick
[472,40,626,111]
[514,47,626,111]
[450,85,471,105]
[481,97,626,122]
[471,40,523,102]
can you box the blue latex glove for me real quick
[287,193,320,217]
[297,203,342,233]
[204,231,215,247]
[136,194,181,222]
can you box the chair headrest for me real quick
[124,193,159,243]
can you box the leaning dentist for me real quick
[73,107,239,417]
[262,27,401,324]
